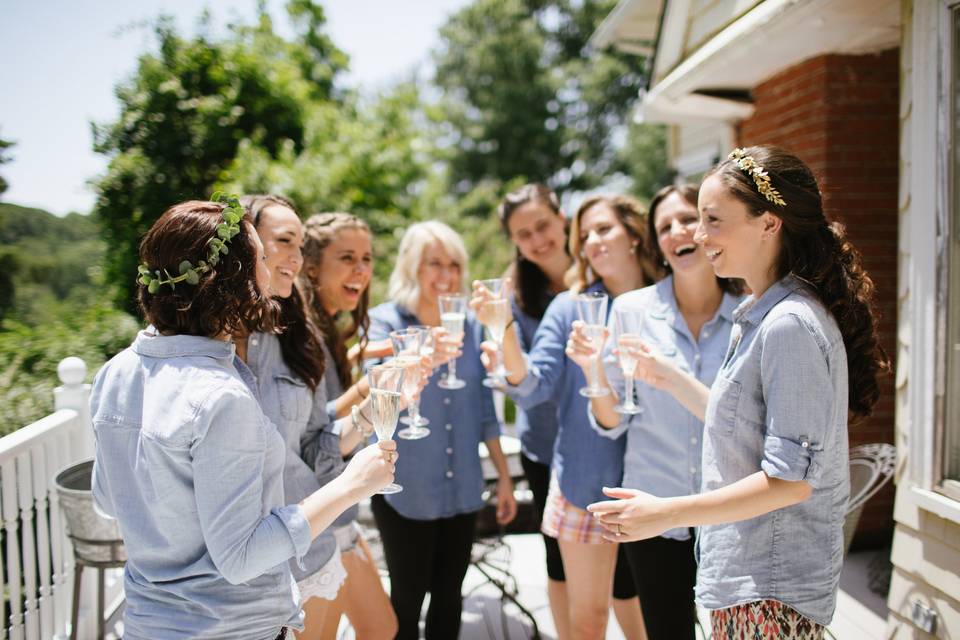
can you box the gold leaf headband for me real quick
[728,148,786,207]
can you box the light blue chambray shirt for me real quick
[695,275,850,626]
[506,281,627,510]
[590,276,741,541]
[91,329,312,640]
[246,332,338,581]
[511,294,560,465]
[299,342,359,529]
[367,302,501,520]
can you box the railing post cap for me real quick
[57,357,87,386]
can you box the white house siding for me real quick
[887,0,960,636]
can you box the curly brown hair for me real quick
[241,194,326,391]
[706,145,890,422]
[567,194,658,293]
[299,213,372,389]
[138,200,279,337]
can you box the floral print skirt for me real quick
[711,600,824,639]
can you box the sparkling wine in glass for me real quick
[438,294,468,390]
[369,364,405,493]
[575,291,610,398]
[479,279,512,388]
[613,308,645,415]
[391,328,430,438]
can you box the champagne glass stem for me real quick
[624,374,635,411]
[496,340,505,378]
[410,398,422,423]
[590,355,600,391]
[447,359,458,383]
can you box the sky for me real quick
[0,0,471,216]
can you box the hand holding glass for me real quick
[612,308,645,415]
[575,292,610,398]
[390,327,431,439]
[438,294,468,390]
[368,364,405,493]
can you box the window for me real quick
[943,6,960,497]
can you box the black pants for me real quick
[623,534,697,640]
[521,454,636,599]
[371,495,478,640]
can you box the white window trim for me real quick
[905,0,959,510]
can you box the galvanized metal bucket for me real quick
[54,459,126,565]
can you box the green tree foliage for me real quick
[92,3,346,313]
[432,0,667,198]
[0,135,14,197]
[0,203,138,429]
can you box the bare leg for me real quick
[557,539,618,640]
[612,596,648,640]
[294,596,332,640]
[336,537,398,640]
[547,578,572,640]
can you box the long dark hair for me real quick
[706,145,889,422]
[242,194,325,391]
[497,183,568,319]
[138,201,279,337]
[300,213,372,389]
[646,183,742,295]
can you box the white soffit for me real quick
[590,0,664,56]
[644,0,900,123]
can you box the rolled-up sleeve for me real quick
[758,314,831,488]
[192,389,311,585]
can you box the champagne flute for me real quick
[390,327,431,439]
[369,363,405,494]
[437,294,468,390]
[478,278,512,388]
[575,291,610,398]
[612,308,645,415]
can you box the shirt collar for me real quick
[649,274,739,329]
[735,274,806,326]
[132,326,237,361]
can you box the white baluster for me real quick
[16,455,38,640]
[53,358,89,640]
[3,460,24,640]
[31,445,52,640]
[47,432,69,639]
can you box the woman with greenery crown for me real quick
[90,197,396,640]
[588,147,889,638]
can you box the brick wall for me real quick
[738,49,900,548]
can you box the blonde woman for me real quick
[367,221,517,640]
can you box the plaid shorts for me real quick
[540,475,611,544]
[711,600,824,639]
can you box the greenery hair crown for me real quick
[728,148,786,207]
[137,192,244,294]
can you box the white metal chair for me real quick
[842,443,897,555]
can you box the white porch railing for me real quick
[0,357,121,640]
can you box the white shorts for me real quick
[296,548,347,603]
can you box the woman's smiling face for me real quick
[654,191,708,275]
[506,201,567,268]
[314,227,373,314]
[255,203,303,299]
[578,201,637,280]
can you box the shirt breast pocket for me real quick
[706,376,741,436]
[274,374,311,422]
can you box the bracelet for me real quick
[505,318,515,332]
[351,405,375,438]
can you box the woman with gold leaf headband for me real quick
[588,146,888,638]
